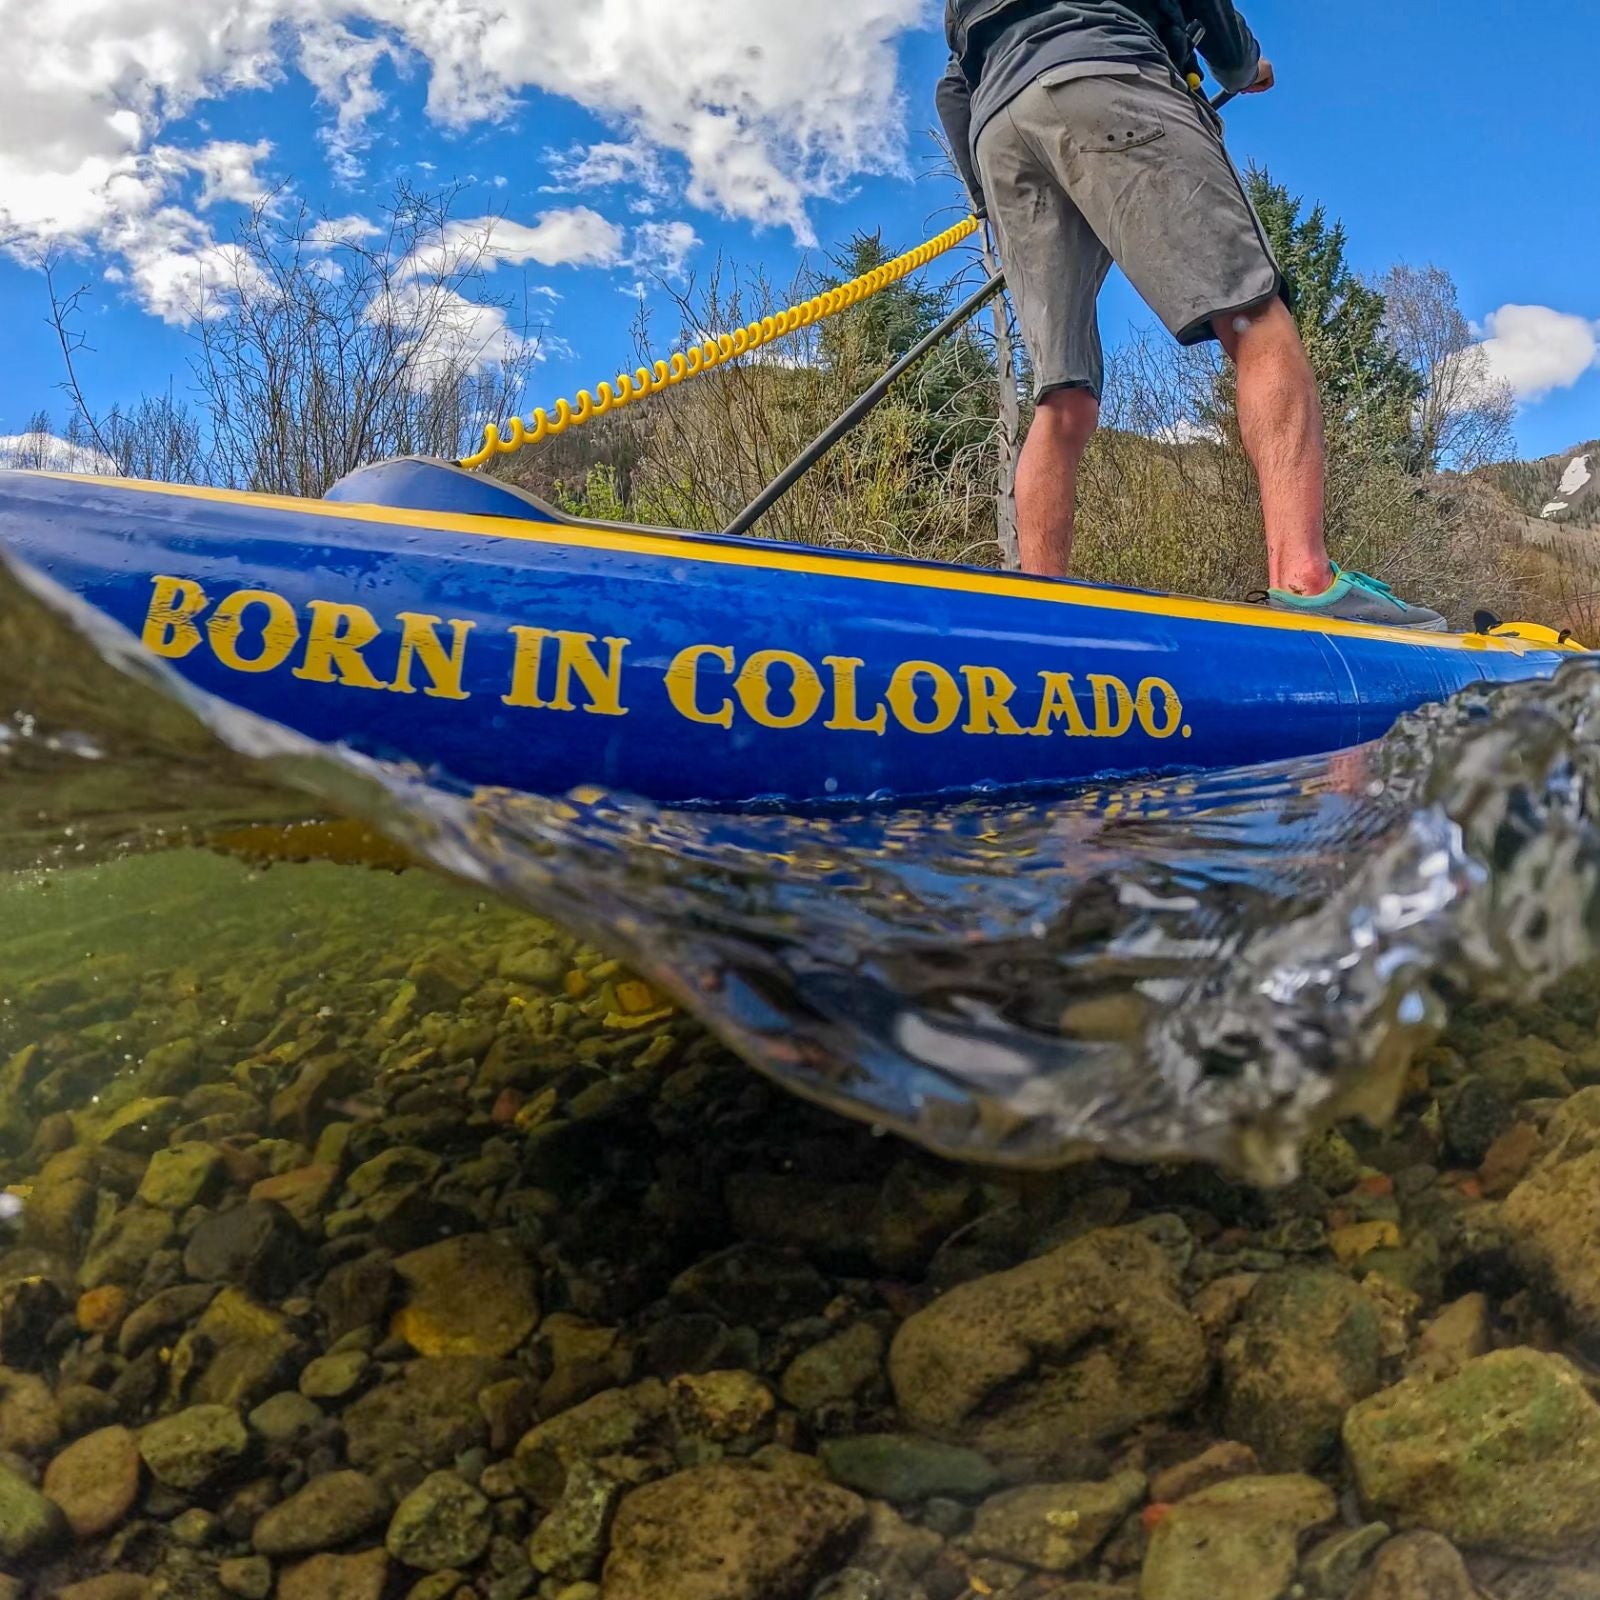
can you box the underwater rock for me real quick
[252,1469,389,1556]
[343,1356,507,1479]
[79,1204,175,1290]
[276,1546,389,1600]
[136,1142,224,1211]
[1297,1521,1391,1597]
[314,1252,395,1343]
[669,1245,832,1331]
[965,1470,1146,1571]
[247,1390,323,1446]
[74,1284,127,1339]
[391,1233,540,1359]
[515,1380,670,1509]
[182,1200,303,1298]
[1140,1475,1336,1600]
[0,1460,68,1565]
[888,1228,1209,1473]
[779,1322,885,1415]
[1349,1531,1476,1600]
[1147,1441,1259,1504]
[177,1286,305,1409]
[1343,1348,1600,1555]
[667,1370,776,1450]
[0,1368,62,1456]
[41,1424,141,1537]
[1406,1293,1491,1378]
[117,1282,217,1358]
[384,1470,491,1572]
[138,1403,250,1492]
[1505,1144,1600,1347]
[818,1435,1001,1503]
[601,1462,866,1600]
[216,1555,272,1599]
[298,1348,370,1402]
[1220,1268,1382,1470]
[527,1459,625,1584]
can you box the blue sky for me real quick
[1,0,1594,466]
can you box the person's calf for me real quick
[1215,299,1331,595]
[1017,386,1099,577]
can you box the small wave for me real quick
[6,544,1600,1182]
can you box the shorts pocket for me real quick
[1054,76,1167,155]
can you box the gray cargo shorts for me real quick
[975,61,1283,399]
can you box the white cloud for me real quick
[544,139,668,201]
[480,210,626,269]
[628,220,700,279]
[0,431,117,475]
[1170,417,1223,446]
[401,210,626,283]
[1474,304,1600,402]
[183,140,274,210]
[0,0,923,325]
[369,282,536,376]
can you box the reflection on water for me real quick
[8,546,1600,1595]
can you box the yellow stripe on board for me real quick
[28,471,1552,656]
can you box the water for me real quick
[10,543,1600,1595]
[8,547,1600,1182]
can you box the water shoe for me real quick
[1267,564,1447,631]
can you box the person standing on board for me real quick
[938,0,1445,629]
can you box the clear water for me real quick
[8,543,1600,1184]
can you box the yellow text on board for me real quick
[140,575,1192,742]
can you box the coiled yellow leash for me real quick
[459,216,980,471]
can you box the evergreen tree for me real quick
[816,231,996,469]
[1244,168,1420,462]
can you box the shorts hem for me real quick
[1174,277,1286,347]
[1035,377,1102,403]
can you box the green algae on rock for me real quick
[1140,1474,1337,1600]
[818,1434,1002,1503]
[965,1469,1146,1571]
[1221,1267,1382,1470]
[601,1463,866,1600]
[1343,1348,1600,1555]
[888,1227,1209,1473]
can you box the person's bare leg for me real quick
[1016,387,1099,577]
[1214,299,1332,595]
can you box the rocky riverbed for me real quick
[5,849,1600,1597]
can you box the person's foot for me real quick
[1266,565,1447,631]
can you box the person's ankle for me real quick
[1275,562,1334,597]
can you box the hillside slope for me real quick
[1481,442,1600,529]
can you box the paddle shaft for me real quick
[722,269,1007,538]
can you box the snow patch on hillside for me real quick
[1557,454,1593,496]
[1542,501,1570,518]
[0,432,117,475]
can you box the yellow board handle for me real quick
[1486,621,1588,651]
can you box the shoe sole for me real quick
[1266,603,1449,633]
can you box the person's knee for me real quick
[1214,295,1304,364]
[1032,386,1100,454]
